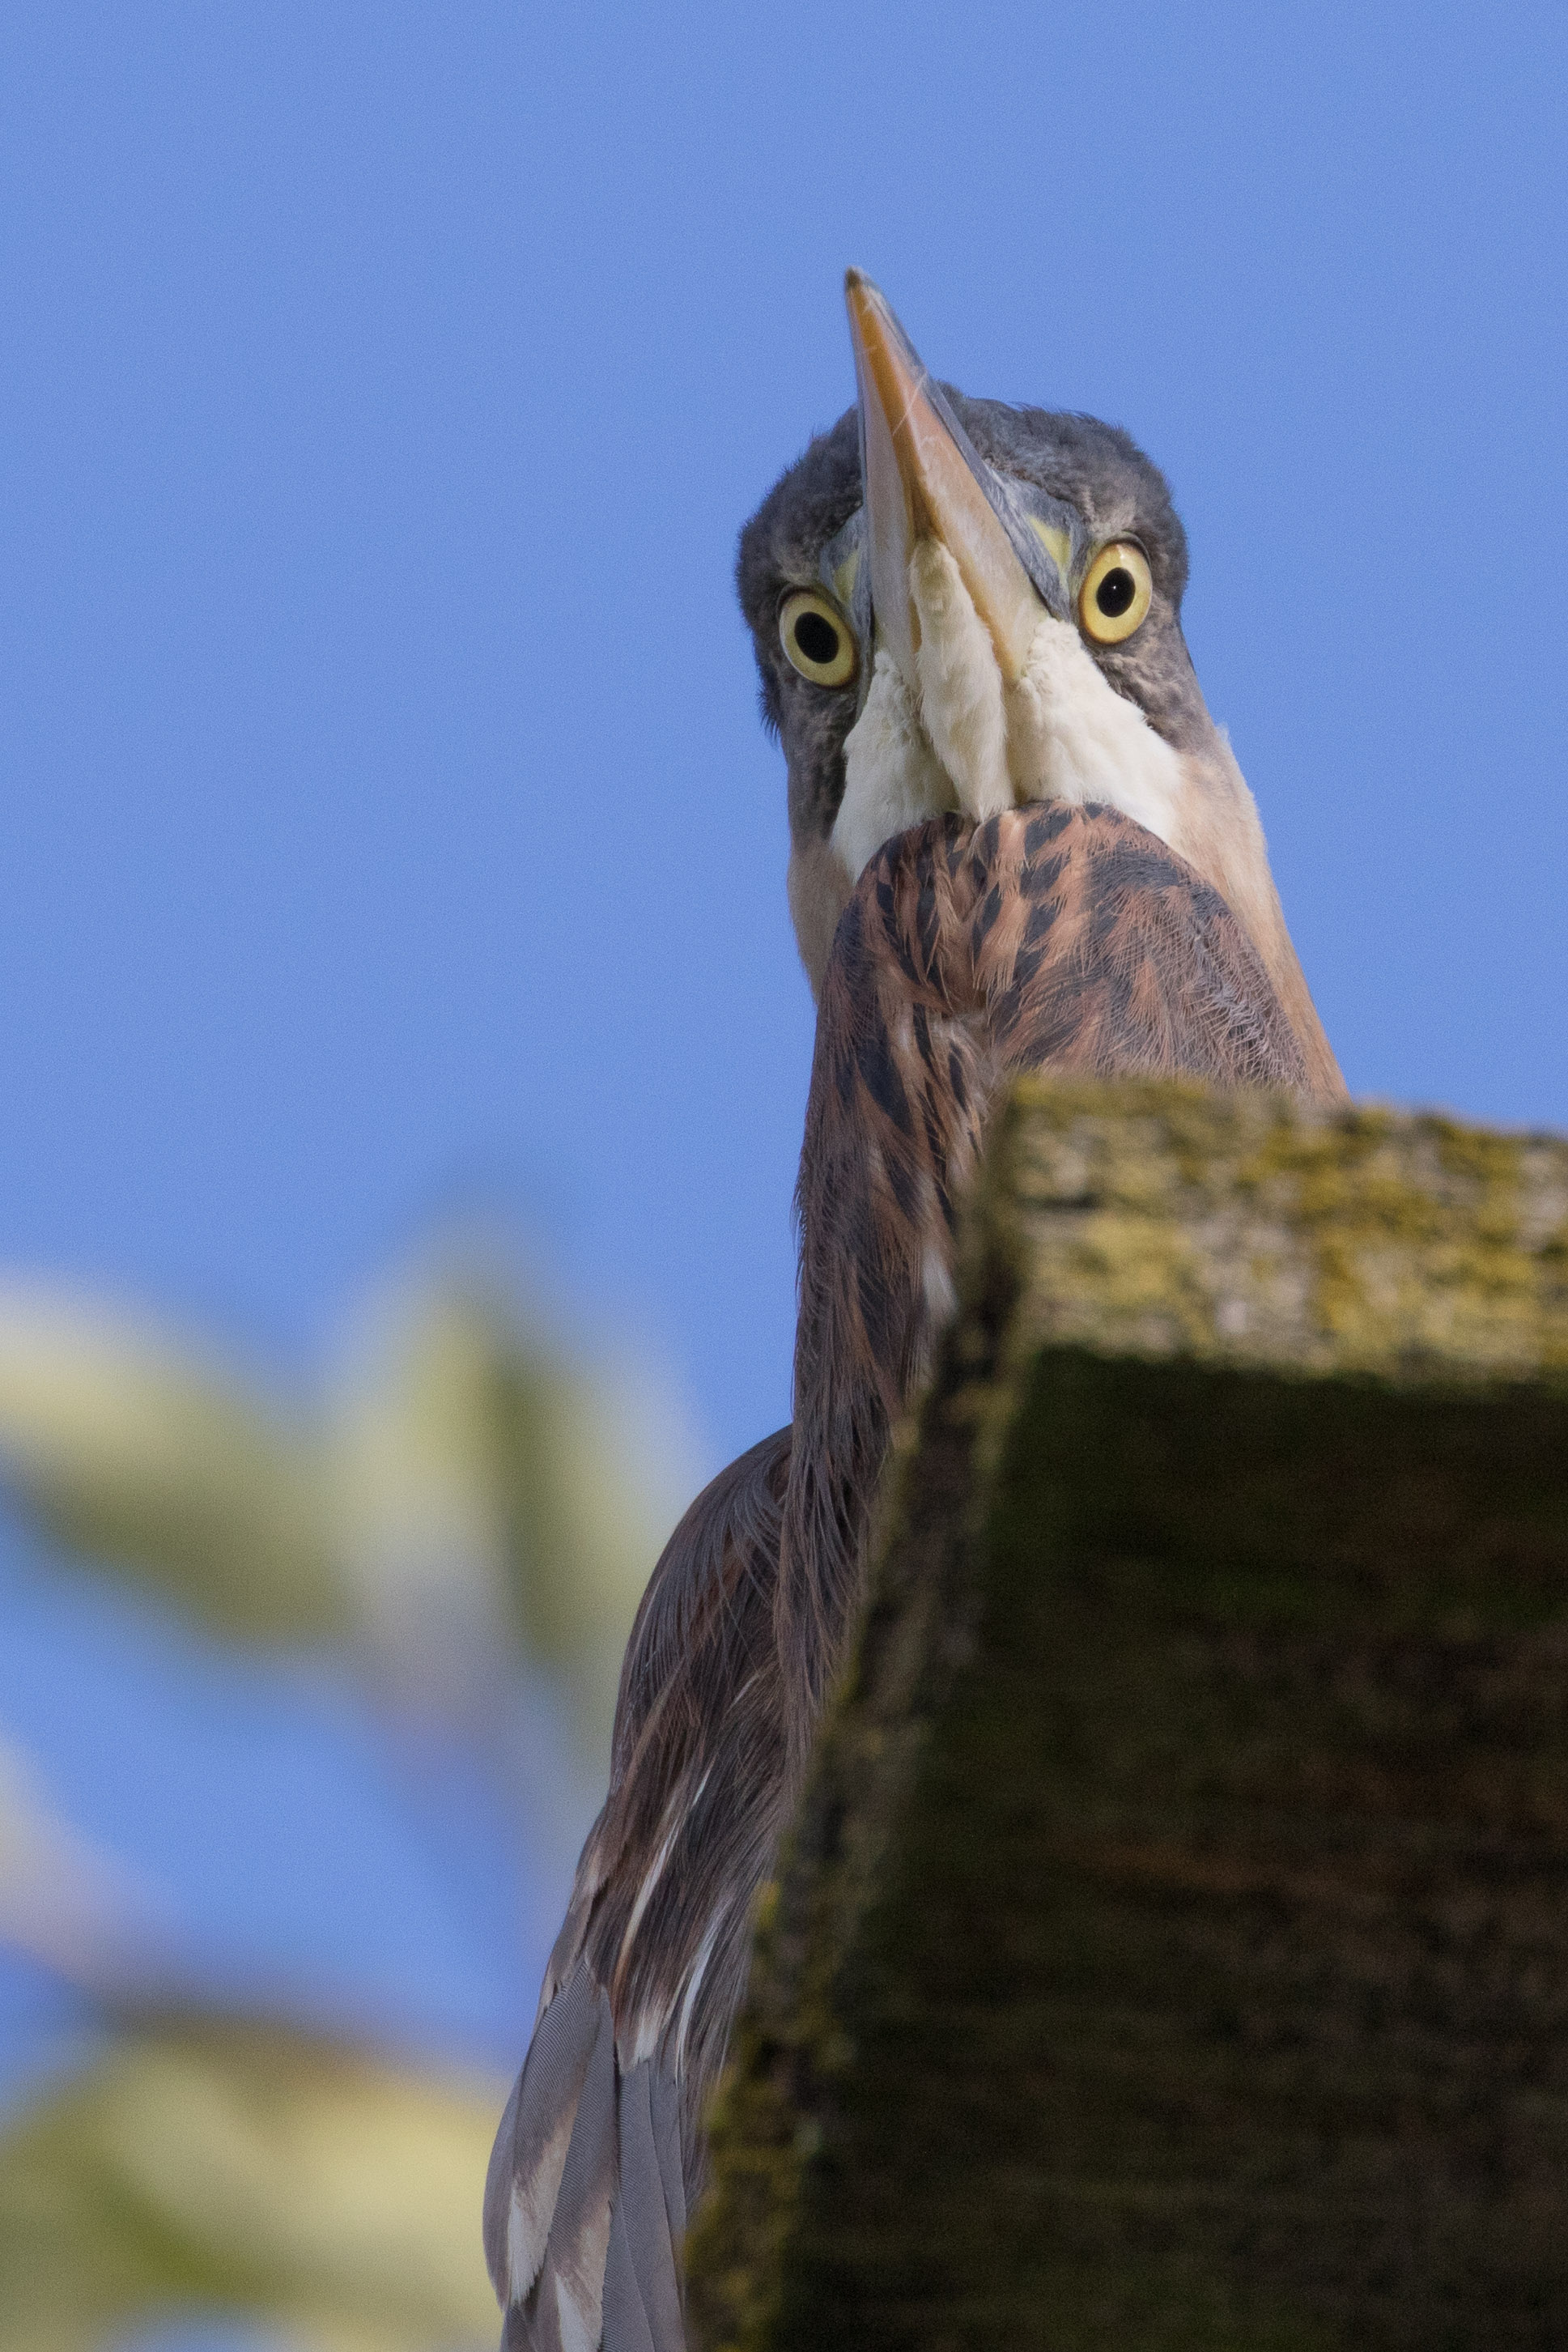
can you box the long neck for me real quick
[779,792,1328,1767]
[780,819,992,1767]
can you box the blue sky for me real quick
[1,0,1566,2112]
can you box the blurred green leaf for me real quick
[0,1264,698,1755]
[364,1281,689,1750]
[0,1287,338,1642]
[0,2017,504,2352]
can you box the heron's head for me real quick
[737,274,1335,1091]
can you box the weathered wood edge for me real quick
[996,1078,1568,1386]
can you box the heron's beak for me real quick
[846,270,1050,694]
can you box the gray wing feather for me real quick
[487,1430,792,2351]
[648,2062,686,2250]
[484,2069,524,2301]
[486,1959,603,2306]
[491,2003,688,2352]
[601,2197,659,2352]
[609,2059,686,2352]
[523,1980,618,2352]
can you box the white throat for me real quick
[830,539,1188,889]
[830,646,958,888]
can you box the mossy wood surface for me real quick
[686,1082,1568,2352]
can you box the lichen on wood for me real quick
[686,1080,1568,2352]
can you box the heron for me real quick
[484,273,1343,2352]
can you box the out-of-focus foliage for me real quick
[0,2018,502,2352]
[329,1274,687,1752]
[0,1738,502,2352]
[0,1289,336,1644]
[0,1257,697,2351]
[0,1266,690,1754]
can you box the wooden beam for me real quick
[688,1079,1568,2352]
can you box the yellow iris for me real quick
[779,590,857,687]
[1078,542,1153,645]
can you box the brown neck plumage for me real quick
[777,797,1323,1767]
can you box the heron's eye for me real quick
[779,590,858,687]
[1079,542,1153,645]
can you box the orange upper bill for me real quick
[844,270,1043,687]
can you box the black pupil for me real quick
[1095,567,1137,619]
[794,610,840,667]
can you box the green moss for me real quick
[991,1080,1568,1382]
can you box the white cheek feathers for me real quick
[1003,611,1187,854]
[831,646,955,888]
